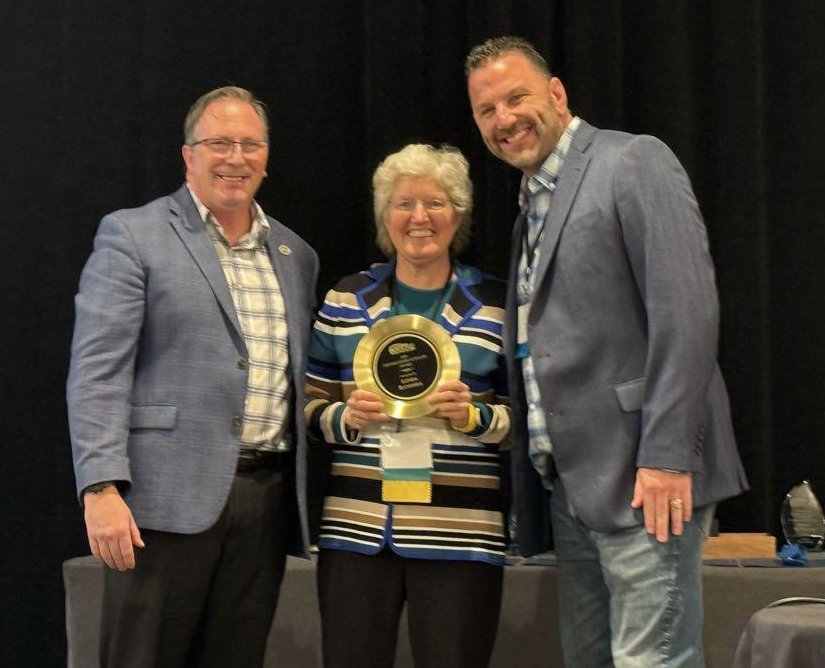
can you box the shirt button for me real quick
[236,358,248,370]
[231,415,243,429]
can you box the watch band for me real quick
[84,481,116,495]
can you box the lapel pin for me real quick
[278,244,292,256]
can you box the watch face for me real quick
[86,482,114,493]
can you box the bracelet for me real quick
[454,405,480,433]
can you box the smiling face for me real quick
[181,98,268,220]
[468,52,571,177]
[385,176,460,275]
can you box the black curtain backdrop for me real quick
[2,1,824,665]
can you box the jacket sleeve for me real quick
[66,213,146,499]
[304,286,360,445]
[465,353,511,447]
[614,135,720,472]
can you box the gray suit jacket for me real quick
[505,120,748,556]
[68,185,318,555]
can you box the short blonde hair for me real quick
[372,144,473,257]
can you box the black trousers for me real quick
[100,466,295,668]
[317,547,503,668]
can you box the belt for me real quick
[236,450,291,473]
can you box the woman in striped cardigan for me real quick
[305,144,511,668]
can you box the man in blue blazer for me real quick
[467,38,747,667]
[67,86,318,668]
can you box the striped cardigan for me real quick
[305,262,510,565]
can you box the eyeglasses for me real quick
[189,137,268,156]
[390,198,450,212]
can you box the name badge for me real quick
[380,429,433,469]
[379,425,433,503]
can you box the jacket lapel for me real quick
[168,185,244,342]
[355,262,481,336]
[503,215,525,356]
[264,221,304,373]
[438,263,482,336]
[529,121,596,295]
[356,263,394,327]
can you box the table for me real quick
[64,556,825,667]
[732,599,825,668]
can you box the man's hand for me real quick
[427,380,473,428]
[343,389,391,430]
[84,486,144,570]
[630,467,692,543]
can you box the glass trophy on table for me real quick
[781,480,825,550]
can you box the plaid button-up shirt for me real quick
[190,188,291,453]
[516,116,581,482]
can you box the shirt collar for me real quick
[186,185,269,248]
[519,115,582,212]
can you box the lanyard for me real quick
[521,215,545,284]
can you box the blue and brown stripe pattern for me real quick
[306,263,510,565]
[318,419,508,563]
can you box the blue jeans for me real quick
[550,478,714,668]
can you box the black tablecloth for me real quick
[732,599,825,668]
[64,555,825,668]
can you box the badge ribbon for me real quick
[379,425,433,503]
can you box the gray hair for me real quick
[372,144,473,257]
[183,86,269,145]
[465,36,551,77]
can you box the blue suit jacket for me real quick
[68,185,318,554]
[505,121,748,556]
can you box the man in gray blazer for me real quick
[467,38,747,667]
[67,86,318,668]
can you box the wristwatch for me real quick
[83,481,116,495]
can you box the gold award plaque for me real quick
[353,314,460,419]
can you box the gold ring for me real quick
[669,498,684,510]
